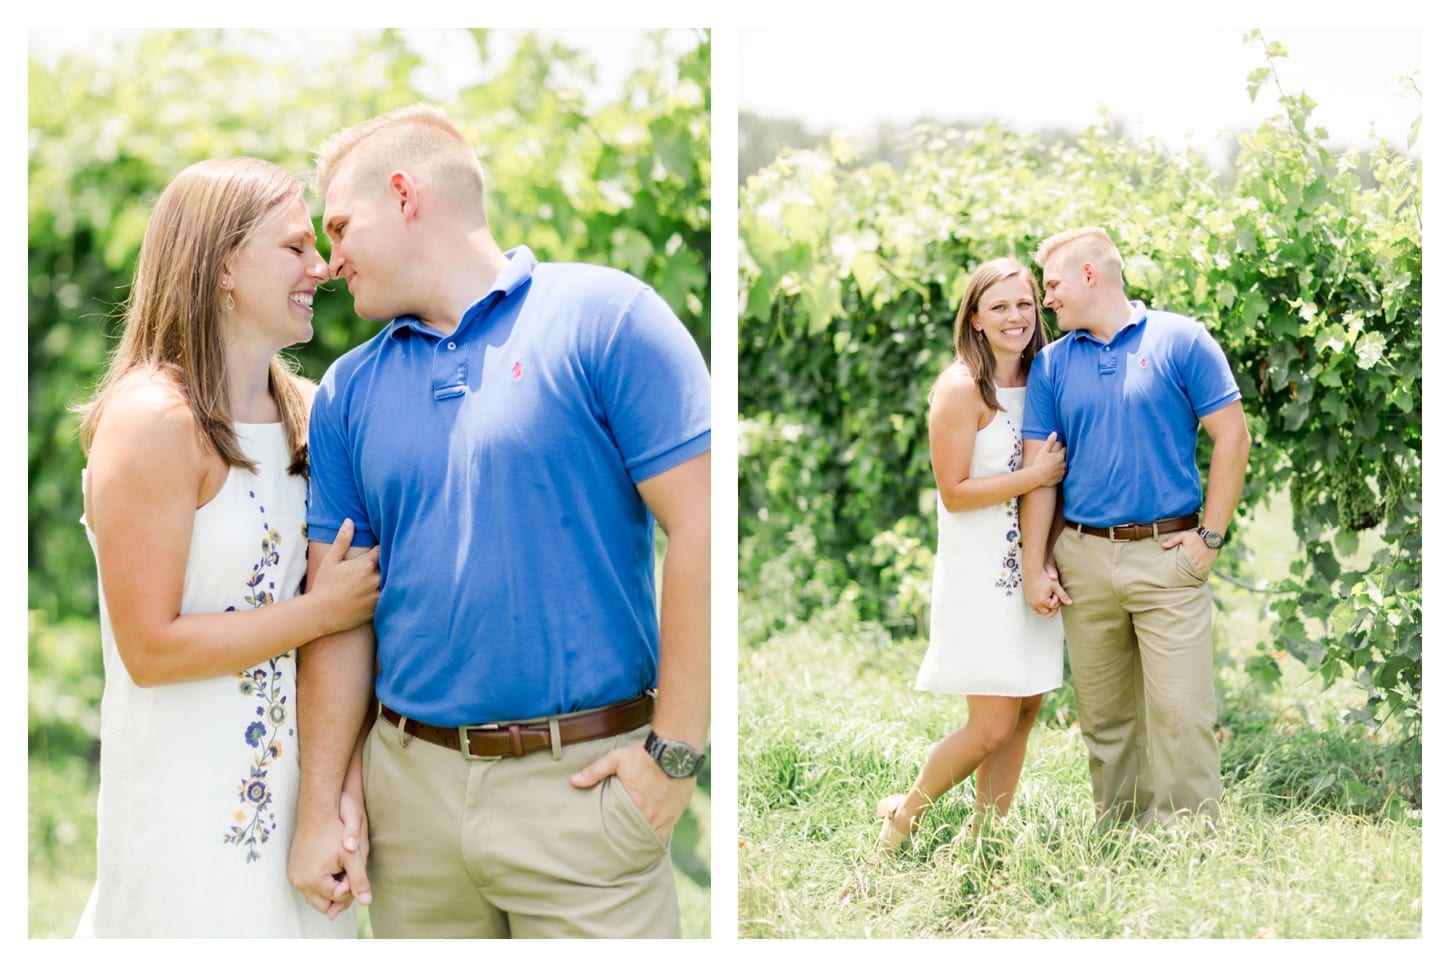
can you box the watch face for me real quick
[660,743,698,778]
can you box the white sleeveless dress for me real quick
[75,422,355,939]
[915,385,1065,697]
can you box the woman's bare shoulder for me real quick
[91,368,200,453]
[930,362,984,408]
[104,368,192,420]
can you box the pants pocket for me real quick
[1172,544,1208,585]
[602,773,671,857]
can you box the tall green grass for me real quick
[739,623,1419,938]
[738,495,1420,939]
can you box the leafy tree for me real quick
[739,111,824,184]
[738,34,1420,729]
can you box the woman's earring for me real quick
[225,292,235,312]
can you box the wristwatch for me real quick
[1197,526,1225,549]
[644,731,706,778]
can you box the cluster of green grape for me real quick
[1289,461,1383,533]
[1331,463,1382,532]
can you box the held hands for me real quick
[312,518,381,633]
[336,781,370,907]
[1026,558,1072,618]
[287,794,371,921]
[1030,431,1067,488]
[569,743,692,841]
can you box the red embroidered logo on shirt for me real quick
[512,360,523,380]
[1139,356,1148,368]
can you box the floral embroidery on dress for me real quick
[1004,418,1023,473]
[995,415,1025,595]
[221,489,292,863]
[996,500,1023,594]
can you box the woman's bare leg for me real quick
[970,693,1045,831]
[879,695,1023,840]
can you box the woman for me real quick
[875,257,1066,852]
[73,158,380,936]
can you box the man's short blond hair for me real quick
[1033,227,1124,283]
[313,103,487,215]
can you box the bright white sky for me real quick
[20,24,1427,162]
[739,28,1421,163]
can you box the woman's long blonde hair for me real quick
[950,257,1049,412]
[77,157,310,475]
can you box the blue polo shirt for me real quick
[306,247,711,725]
[1022,302,1240,527]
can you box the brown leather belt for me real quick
[379,692,654,761]
[1067,514,1199,542]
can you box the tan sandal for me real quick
[873,794,912,853]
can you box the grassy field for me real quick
[737,494,1421,939]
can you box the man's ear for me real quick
[1082,261,1097,287]
[389,170,419,221]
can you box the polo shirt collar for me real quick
[387,246,539,340]
[1063,299,1148,346]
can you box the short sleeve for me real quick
[306,367,376,548]
[1183,326,1242,419]
[1022,349,1059,442]
[594,286,711,484]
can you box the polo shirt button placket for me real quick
[431,336,468,400]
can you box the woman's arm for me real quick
[929,369,1064,513]
[85,377,379,687]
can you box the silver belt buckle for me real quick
[459,723,503,761]
[1107,525,1132,542]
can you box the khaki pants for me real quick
[361,716,680,938]
[1054,527,1221,825]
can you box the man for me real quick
[1020,227,1249,826]
[286,104,710,938]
